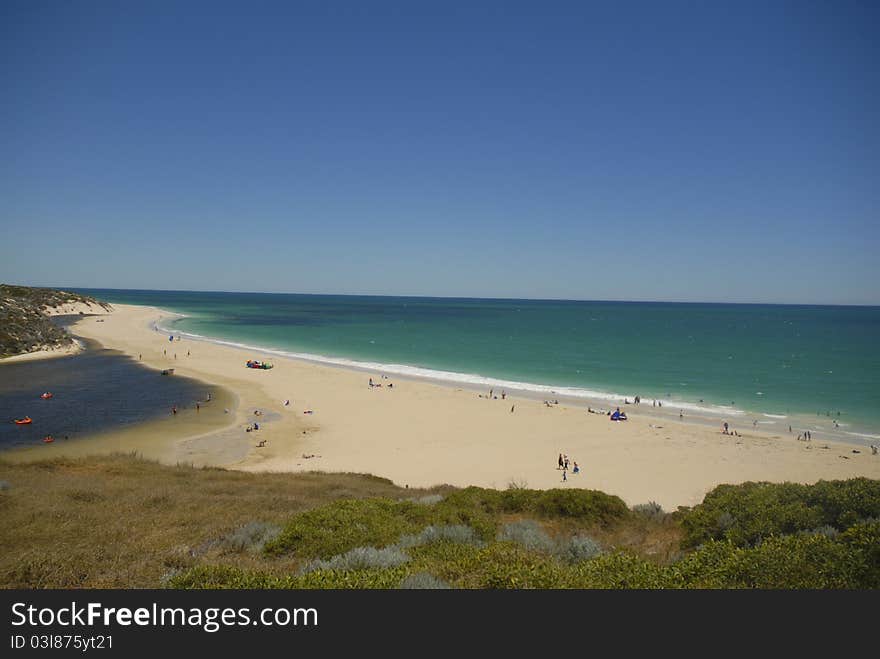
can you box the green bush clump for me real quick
[534,489,630,524]
[264,498,433,558]
[680,479,880,548]
[569,552,670,589]
[168,565,283,589]
[837,519,880,588]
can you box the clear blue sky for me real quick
[2,1,877,304]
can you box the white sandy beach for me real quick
[15,303,880,509]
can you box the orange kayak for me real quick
[40,393,53,399]
[43,435,54,443]
[14,417,32,425]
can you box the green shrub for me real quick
[837,519,880,588]
[264,498,433,558]
[569,552,670,589]
[534,489,630,525]
[680,480,880,548]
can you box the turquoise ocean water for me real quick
[74,289,880,442]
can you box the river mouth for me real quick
[0,327,232,452]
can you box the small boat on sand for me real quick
[246,360,274,370]
[14,416,33,425]
[161,369,175,375]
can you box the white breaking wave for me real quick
[763,413,788,419]
[844,431,880,440]
[154,312,751,418]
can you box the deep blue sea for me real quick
[74,289,880,441]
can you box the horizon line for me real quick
[9,282,877,308]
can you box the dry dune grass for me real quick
[0,453,446,588]
[0,453,684,588]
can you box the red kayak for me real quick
[14,417,33,425]
[43,435,54,443]
[40,392,53,399]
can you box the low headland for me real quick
[0,284,112,361]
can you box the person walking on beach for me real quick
[196,402,200,413]
[510,405,515,413]
[558,453,564,470]
[562,468,567,482]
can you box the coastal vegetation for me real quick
[0,454,876,589]
[0,284,111,358]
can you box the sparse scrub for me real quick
[398,572,452,589]
[632,502,665,520]
[397,525,483,548]
[299,546,410,574]
[407,494,444,505]
[219,521,281,552]
[2,454,878,589]
[556,535,603,564]
[497,520,556,554]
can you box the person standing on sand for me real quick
[510,405,515,413]
[558,453,564,470]
[562,468,567,482]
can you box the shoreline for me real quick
[25,302,877,509]
[152,313,875,447]
[0,339,84,363]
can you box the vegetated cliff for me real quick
[0,284,112,357]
